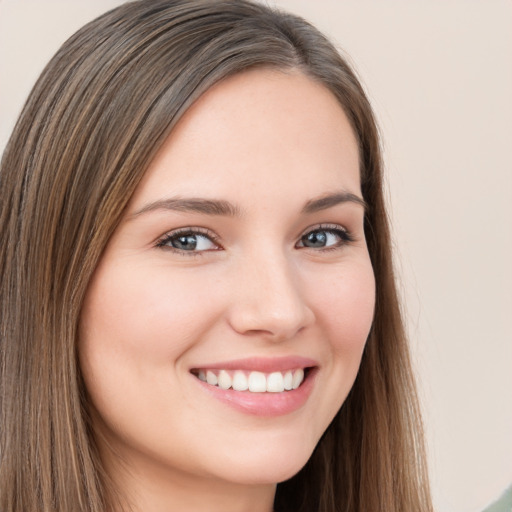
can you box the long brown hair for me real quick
[0,1,432,511]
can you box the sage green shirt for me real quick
[482,485,512,512]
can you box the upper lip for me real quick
[190,356,318,373]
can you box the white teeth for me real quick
[292,368,304,390]
[217,370,232,390]
[206,370,218,386]
[267,372,285,392]
[283,370,293,390]
[248,371,267,392]
[232,371,249,391]
[197,368,307,393]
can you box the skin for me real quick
[79,68,376,512]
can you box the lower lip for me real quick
[193,369,317,417]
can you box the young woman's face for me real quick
[79,69,375,494]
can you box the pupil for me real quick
[173,235,197,250]
[305,231,326,247]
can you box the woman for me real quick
[0,1,433,511]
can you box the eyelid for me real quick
[154,223,354,255]
[296,223,354,248]
[298,223,350,237]
[155,227,222,254]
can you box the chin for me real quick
[210,432,318,486]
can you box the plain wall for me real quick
[1,1,511,510]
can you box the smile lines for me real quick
[193,368,306,393]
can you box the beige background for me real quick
[1,1,511,510]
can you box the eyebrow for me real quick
[131,197,242,218]
[302,191,367,213]
[130,190,366,219]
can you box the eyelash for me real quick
[156,227,221,256]
[155,224,354,256]
[297,224,355,251]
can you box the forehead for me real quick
[129,68,361,208]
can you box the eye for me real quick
[156,228,220,253]
[296,225,353,250]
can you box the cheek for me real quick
[311,258,376,354]
[298,256,375,442]
[79,262,219,368]
[78,261,219,458]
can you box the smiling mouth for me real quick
[190,368,313,393]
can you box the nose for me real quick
[227,249,315,342]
